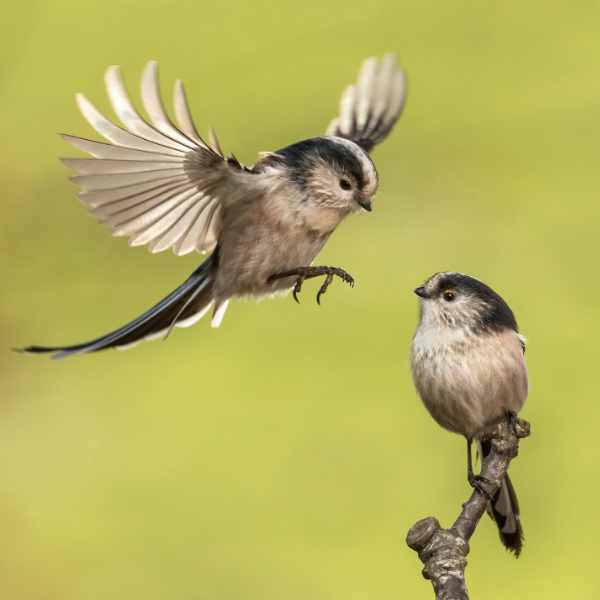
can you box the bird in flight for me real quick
[21,54,406,358]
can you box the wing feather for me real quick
[148,195,211,254]
[78,178,189,208]
[338,85,357,137]
[200,204,221,251]
[64,61,258,255]
[76,94,185,156]
[140,61,199,150]
[111,187,199,237]
[62,158,183,175]
[173,80,208,147]
[71,169,185,191]
[104,65,190,152]
[174,199,219,255]
[326,53,406,153]
[61,134,180,161]
[355,57,377,130]
[128,193,201,246]
[207,126,224,156]
[94,183,194,222]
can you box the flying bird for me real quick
[410,272,528,556]
[21,54,406,358]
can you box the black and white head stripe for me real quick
[327,53,407,153]
[328,137,378,195]
[264,137,377,193]
[427,272,519,333]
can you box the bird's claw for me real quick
[317,269,355,304]
[316,274,333,305]
[268,266,355,305]
[335,268,355,288]
[468,473,496,501]
[506,410,519,435]
[292,277,305,303]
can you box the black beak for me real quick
[414,286,427,298]
[357,198,372,212]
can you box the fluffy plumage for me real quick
[21,54,406,358]
[410,272,528,555]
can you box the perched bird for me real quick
[21,54,406,358]
[410,272,528,556]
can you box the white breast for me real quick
[412,324,470,357]
[410,325,528,438]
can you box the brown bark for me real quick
[406,418,530,600]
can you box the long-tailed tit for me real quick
[21,54,406,358]
[411,272,528,555]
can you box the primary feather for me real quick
[327,53,407,152]
[62,61,251,256]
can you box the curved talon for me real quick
[333,268,355,287]
[268,266,355,305]
[292,277,304,303]
[316,273,334,305]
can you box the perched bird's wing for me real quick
[326,53,406,153]
[62,61,256,256]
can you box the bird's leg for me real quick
[466,437,495,501]
[466,437,475,481]
[268,266,355,304]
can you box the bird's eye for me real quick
[443,290,457,302]
[339,178,352,191]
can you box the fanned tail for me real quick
[18,251,219,359]
[480,439,524,557]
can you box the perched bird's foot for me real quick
[468,473,496,501]
[503,412,530,442]
[506,410,519,436]
[268,266,355,304]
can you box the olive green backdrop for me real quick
[1,1,598,598]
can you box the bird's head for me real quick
[264,136,378,216]
[414,272,518,333]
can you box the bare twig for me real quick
[406,418,531,600]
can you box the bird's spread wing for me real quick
[62,61,254,256]
[326,53,406,153]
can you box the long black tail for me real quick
[18,251,217,359]
[480,438,524,556]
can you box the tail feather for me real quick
[19,251,218,359]
[480,439,524,556]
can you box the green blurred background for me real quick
[1,1,598,598]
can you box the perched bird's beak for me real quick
[414,286,428,298]
[357,197,373,212]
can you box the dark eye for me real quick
[443,290,456,302]
[339,178,352,191]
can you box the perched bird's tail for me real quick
[480,439,524,556]
[18,250,225,359]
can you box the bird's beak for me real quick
[357,197,372,212]
[414,286,428,298]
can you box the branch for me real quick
[405,418,530,600]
